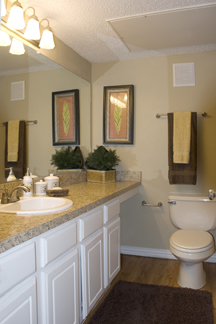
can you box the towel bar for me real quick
[141,201,162,207]
[1,120,38,126]
[156,112,206,118]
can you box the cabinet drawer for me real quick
[0,242,36,296]
[40,221,77,267]
[103,198,120,224]
[78,207,103,241]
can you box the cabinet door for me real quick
[104,217,121,288]
[81,229,104,319]
[41,249,79,324]
[0,277,37,324]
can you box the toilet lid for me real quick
[171,230,213,250]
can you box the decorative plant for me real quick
[85,146,121,171]
[51,146,84,169]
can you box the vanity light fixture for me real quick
[24,7,40,40]
[0,30,11,46]
[7,0,26,30]
[39,19,55,49]
[9,37,25,55]
[1,0,7,17]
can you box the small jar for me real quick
[35,180,47,195]
[44,174,59,190]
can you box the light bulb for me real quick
[7,1,25,30]
[9,38,25,55]
[1,0,7,17]
[39,29,55,49]
[24,17,40,40]
[0,31,11,46]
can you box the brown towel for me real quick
[5,121,27,179]
[168,112,197,185]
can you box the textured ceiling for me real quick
[5,0,216,63]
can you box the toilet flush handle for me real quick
[168,201,176,205]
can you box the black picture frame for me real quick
[103,85,134,144]
[52,89,80,145]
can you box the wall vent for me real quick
[173,63,195,87]
[11,81,25,101]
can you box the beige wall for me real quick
[0,67,90,180]
[92,51,216,250]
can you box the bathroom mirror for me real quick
[0,42,91,183]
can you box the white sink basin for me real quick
[0,197,73,215]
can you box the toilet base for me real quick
[177,261,206,289]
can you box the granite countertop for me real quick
[0,181,140,254]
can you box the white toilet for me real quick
[168,194,216,289]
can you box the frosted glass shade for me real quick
[9,38,25,55]
[24,18,40,40]
[7,3,25,30]
[39,29,55,49]
[1,0,7,17]
[0,31,11,46]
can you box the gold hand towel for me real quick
[7,120,20,162]
[173,111,191,164]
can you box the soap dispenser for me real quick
[23,168,33,190]
[7,167,16,182]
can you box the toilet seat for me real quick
[170,229,214,253]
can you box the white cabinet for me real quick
[0,188,139,324]
[0,277,37,324]
[103,199,121,288]
[103,217,120,288]
[0,242,36,296]
[41,249,79,324]
[0,241,37,324]
[80,229,104,319]
[78,207,104,320]
[39,220,79,324]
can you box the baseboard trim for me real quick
[120,245,216,263]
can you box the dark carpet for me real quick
[88,280,214,324]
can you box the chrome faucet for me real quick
[209,189,216,200]
[0,185,30,204]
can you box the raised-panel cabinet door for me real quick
[104,217,121,288]
[81,229,104,319]
[0,277,37,324]
[41,249,79,324]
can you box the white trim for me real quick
[120,245,216,263]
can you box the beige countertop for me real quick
[0,181,140,254]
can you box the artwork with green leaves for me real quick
[103,85,134,144]
[52,89,80,145]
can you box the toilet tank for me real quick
[168,194,216,231]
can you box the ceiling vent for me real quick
[173,63,195,87]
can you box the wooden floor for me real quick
[83,254,216,323]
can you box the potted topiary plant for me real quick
[51,146,84,172]
[85,145,121,183]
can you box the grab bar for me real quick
[142,201,162,207]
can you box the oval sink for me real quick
[0,197,73,215]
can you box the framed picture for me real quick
[103,85,134,144]
[52,89,80,145]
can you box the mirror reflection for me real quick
[0,39,91,183]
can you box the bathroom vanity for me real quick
[0,180,140,324]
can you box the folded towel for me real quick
[5,121,27,179]
[173,111,191,164]
[168,112,197,185]
[7,120,20,162]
